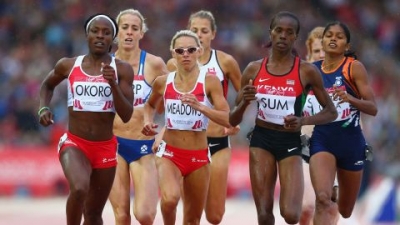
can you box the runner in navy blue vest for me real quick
[307,21,377,225]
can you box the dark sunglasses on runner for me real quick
[173,47,199,55]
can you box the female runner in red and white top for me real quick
[142,30,232,225]
[38,14,134,225]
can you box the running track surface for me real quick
[0,197,365,225]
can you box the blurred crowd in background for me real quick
[0,0,399,184]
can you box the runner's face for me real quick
[117,13,143,49]
[269,16,298,52]
[172,36,201,70]
[322,24,349,56]
[189,17,215,50]
[309,38,325,62]
[87,18,114,54]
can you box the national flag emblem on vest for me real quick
[286,79,295,85]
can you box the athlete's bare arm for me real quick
[229,60,260,126]
[337,60,377,116]
[300,62,337,126]
[143,75,167,136]
[217,51,241,91]
[107,59,134,122]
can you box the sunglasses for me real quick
[173,47,199,55]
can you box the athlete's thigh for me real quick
[278,155,304,210]
[302,162,316,207]
[59,146,92,187]
[85,167,116,214]
[309,152,337,194]
[183,164,210,212]
[109,154,130,208]
[155,157,181,198]
[249,147,277,208]
[208,147,231,199]
[130,154,159,210]
[337,168,363,212]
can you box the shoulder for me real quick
[244,59,263,73]
[205,72,223,93]
[215,50,236,63]
[154,73,169,84]
[215,50,239,67]
[115,58,131,68]
[115,58,134,74]
[299,60,319,75]
[297,59,327,89]
[153,74,169,90]
[166,58,177,72]
[144,52,168,76]
[350,59,365,70]
[240,59,263,83]
[299,60,321,86]
[54,57,76,75]
[56,56,76,67]
[348,59,367,78]
[145,52,166,68]
[205,72,221,83]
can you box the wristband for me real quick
[37,106,50,116]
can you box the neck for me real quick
[87,53,110,64]
[176,65,199,81]
[199,48,211,65]
[322,55,345,71]
[268,51,294,64]
[115,47,141,62]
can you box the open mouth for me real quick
[328,43,337,48]
[276,42,287,47]
[94,42,105,47]
[124,38,133,43]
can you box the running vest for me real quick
[133,51,152,107]
[67,55,117,112]
[163,67,211,131]
[303,57,361,127]
[202,49,228,98]
[253,56,306,125]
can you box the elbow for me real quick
[229,116,240,127]
[371,107,378,117]
[361,105,377,117]
[330,110,338,121]
[222,114,232,128]
[229,118,237,127]
[224,121,233,129]
[121,117,131,123]
[121,108,133,123]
